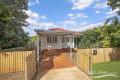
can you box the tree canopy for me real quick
[77,0,120,48]
[107,0,120,15]
[78,17,120,48]
[0,0,29,50]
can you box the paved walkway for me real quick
[35,54,90,80]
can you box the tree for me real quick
[31,36,37,42]
[0,0,29,50]
[107,0,120,15]
[78,28,101,48]
[77,17,120,48]
[96,17,120,48]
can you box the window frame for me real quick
[47,35,57,43]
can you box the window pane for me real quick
[55,36,57,43]
[47,36,49,43]
[47,36,57,43]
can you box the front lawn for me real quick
[93,60,120,80]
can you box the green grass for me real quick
[93,61,120,80]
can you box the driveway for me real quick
[36,66,90,80]
[35,54,90,80]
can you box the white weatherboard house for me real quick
[35,28,79,60]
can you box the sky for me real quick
[24,0,118,36]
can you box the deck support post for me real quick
[37,34,39,61]
[70,36,73,61]
[76,37,78,48]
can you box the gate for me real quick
[64,49,92,79]
[77,51,92,78]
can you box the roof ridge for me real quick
[48,28,70,31]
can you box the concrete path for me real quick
[36,66,90,80]
[35,53,90,80]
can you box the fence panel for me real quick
[0,50,36,80]
[77,48,120,80]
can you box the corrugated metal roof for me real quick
[34,28,80,36]
[48,28,70,31]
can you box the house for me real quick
[35,28,79,60]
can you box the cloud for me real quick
[69,0,94,10]
[31,22,55,27]
[106,8,119,18]
[83,15,88,18]
[36,0,40,4]
[24,21,103,36]
[68,14,74,17]
[63,20,76,24]
[25,10,59,30]
[26,20,59,30]
[23,21,60,36]
[25,10,47,20]
[69,0,108,10]
[95,11,101,14]
[23,10,56,36]
[106,8,119,15]
[64,13,89,30]
[28,0,40,6]
[93,1,108,9]
[58,19,88,31]
[68,13,88,20]
[58,20,76,28]
[24,21,61,36]
[64,13,89,29]
[80,22,88,25]
[79,22,103,31]
[69,22,103,31]
[24,10,47,26]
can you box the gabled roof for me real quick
[48,28,70,31]
[35,28,80,36]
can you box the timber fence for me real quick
[65,48,120,80]
[0,49,37,80]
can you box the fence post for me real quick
[89,56,92,80]
[77,52,78,65]
[89,49,93,80]
[25,59,27,80]
[77,51,80,66]
[103,48,106,62]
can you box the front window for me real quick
[47,36,57,43]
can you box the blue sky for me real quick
[24,0,118,36]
